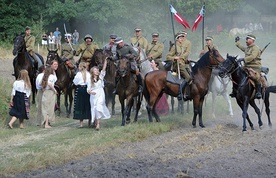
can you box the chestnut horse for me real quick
[116,58,142,126]
[144,47,224,128]
[46,49,73,118]
[12,34,44,104]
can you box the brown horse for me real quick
[144,47,224,127]
[89,49,116,114]
[117,58,142,126]
[12,34,43,104]
[46,49,73,118]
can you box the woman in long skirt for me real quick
[73,62,91,128]
[8,69,31,129]
[87,58,110,130]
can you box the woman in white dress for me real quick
[87,58,110,130]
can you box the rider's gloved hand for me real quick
[235,36,240,42]
[237,58,244,63]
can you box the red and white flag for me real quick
[192,5,205,31]
[170,4,190,29]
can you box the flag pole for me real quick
[202,1,205,50]
[169,4,177,54]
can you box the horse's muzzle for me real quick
[12,51,17,56]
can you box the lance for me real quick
[63,23,74,51]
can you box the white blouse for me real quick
[73,71,91,86]
[12,80,31,97]
[45,74,57,90]
[36,73,44,90]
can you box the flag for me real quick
[192,5,205,31]
[170,4,190,29]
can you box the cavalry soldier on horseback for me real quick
[75,34,99,66]
[199,36,218,58]
[13,26,43,75]
[112,37,143,94]
[61,33,76,78]
[103,34,117,58]
[230,34,262,99]
[130,27,148,50]
[146,32,165,70]
[166,31,192,100]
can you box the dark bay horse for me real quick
[144,47,224,127]
[12,34,39,104]
[46,49,73,118]
[264,85,275,127]
[89,49,115,115]
[117,58,142,126]
[218,54,264,132]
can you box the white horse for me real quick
[208,73,233,119]
[229,27,252,37]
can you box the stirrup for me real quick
[113,88,117,94]
[138,85,143,93]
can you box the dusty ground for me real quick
[1,58,276,178]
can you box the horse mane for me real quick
[191,50,212,74]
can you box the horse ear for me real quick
[226,53,229,58]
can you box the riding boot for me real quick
[177,81,187,100]
[229,87,237,98]
[255,84,262,99]
[137,72,143,93]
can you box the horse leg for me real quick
[192,97,200,128]
[111,94,116,115]
[265,87,274,128]
[186,101,190,113]
[249,100,263,129]
[120,98,125,126]
[198,99,205,128]
[237,98,250,132]
[170,96,175,114]
[211,92,216,119]
[134,94,142,122]
[32,81,36,104]
[64,93,69,118]
[68,88,74,118]
[178,100,184,115]
[125,98,134,124]
[222,92,233,117]
[152,104,161,122]
[57,94,61,116]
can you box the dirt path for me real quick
[1,58,276,178]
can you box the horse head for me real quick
[132,43,146,62]
[208,46,225,67]
[46,48,60,65]
[118,58,130,77]
[12,35,26,56]
[218,54,238,78]
[93,49,112,70]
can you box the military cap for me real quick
[84,34,93,41]
[114,37,123,44]
[205,36,213,41]
[246,34,256,40]
[179,30,188,35]
[109,34,117,39]
[25,26,31,31]
[134,27,142,31]
[175,32,185,39]
[152,32,159,37]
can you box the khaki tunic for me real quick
[130,36,148,49]
[61,42,75,60]
[166,39,191,82]
[24,35,35,54]
[76,42,99,62]
[146,41,164,60]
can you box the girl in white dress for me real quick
[87,58,110,130]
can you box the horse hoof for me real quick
[112,111,115,115]
[199,124,205,128]
[259,125,263,130]
[192,125,196,128]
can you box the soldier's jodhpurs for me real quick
[178,62,191,82]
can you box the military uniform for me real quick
[130,36,148,50]
[233,34,262,99]
[75,35,99,63]
[166,39,191,82]
[116,43,138,71]
[61,36,76,77]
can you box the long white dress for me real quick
[87,70,110,123]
